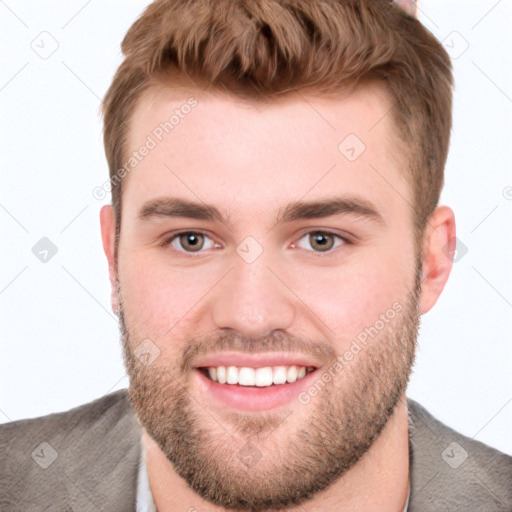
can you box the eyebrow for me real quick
[138,196,384,227]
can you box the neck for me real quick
[143,394,410,512]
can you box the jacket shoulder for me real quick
[0,388,132,436]
[0,390,141,511]
[407,397,512,512]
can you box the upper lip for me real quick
[193,351,322,369]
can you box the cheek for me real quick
[298,248,414,344]
[303,270,402,339]
[118,251,219,342]
[118,253,173,329]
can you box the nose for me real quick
[210,254,296,339]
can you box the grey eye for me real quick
[178,232,205,252]
[169,232,217,253]
[296,231,344,253]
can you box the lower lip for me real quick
[195,369,317,412]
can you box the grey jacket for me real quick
[1,390,511,511]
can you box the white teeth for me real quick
[286,365,298,383]
[216,366,226,384]
[238,367,256,386]
[272,366,287,385]
[204,364,313,387]
[255,367,273,387]
[226,366,238,385]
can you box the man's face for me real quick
[114,82,421,509]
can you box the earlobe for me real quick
[99,205,120,314]
[418,206,456,315]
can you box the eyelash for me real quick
[162,230,352,257]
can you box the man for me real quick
[1,0,511,510]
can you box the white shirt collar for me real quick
[136,439,156,512]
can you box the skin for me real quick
[100,80,455,511]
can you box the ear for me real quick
[419,205,456,315]
[100,205,120,315]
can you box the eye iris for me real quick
[180,233,204,251]
[310,232,334,252]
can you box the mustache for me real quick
[180,330,337,373]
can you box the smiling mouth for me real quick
[198,365,317,387]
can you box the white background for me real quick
[1,1,511,456]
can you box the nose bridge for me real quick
[211,250,295,338]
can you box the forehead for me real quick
[121,81,412,228]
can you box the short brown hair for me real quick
[102,0,453,246]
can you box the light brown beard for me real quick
[118,261,422,511]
